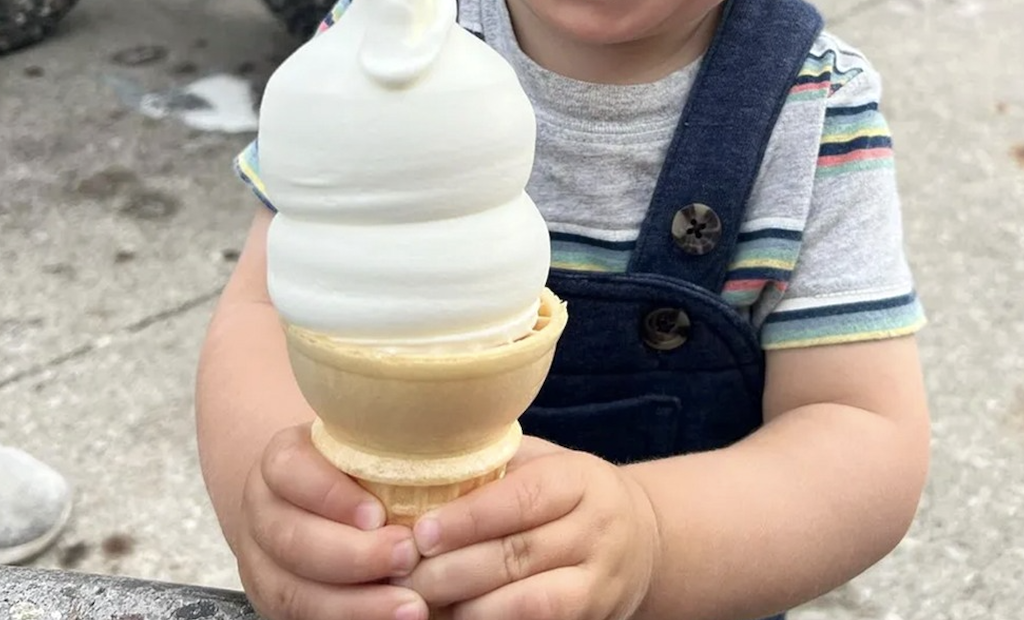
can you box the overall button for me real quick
[642,308,691,351]
[672,203,722,255]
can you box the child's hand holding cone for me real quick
[396,437,659,620]
[234,424,429,620]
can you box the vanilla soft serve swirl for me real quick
[258,0,550,352]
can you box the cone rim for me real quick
[284,288,567,380]
[312,419,523,485]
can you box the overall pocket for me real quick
[521,395,682,464]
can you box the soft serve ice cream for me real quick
[258,0,550,352]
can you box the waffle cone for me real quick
[309,418,518,527]
[355,462,507,529]
[284,288,568,527]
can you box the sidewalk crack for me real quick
[0,288,222,390]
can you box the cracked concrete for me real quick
[0,289,222,390]
[1,0,1023,618]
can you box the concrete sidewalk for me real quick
[1,0,1022,618]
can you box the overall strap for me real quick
[628,0,824,291]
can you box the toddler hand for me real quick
[401,437,660,620]
[236,425,428,620]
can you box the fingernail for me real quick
[354,501,385,531]
[391,538,418,575]
[394,600,426,620]
[413,517,440,555]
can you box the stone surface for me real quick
[1,0,1022,618]
[0,565,257,619]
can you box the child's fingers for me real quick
[450,566,591,620]
[402,516,587,607]
[238,529,427,620]
[262,424,386,530]
[413,456,583,557]
[244,466,420,584]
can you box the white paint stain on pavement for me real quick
[176,74,259,133]
[108,73,258,134]
[141,74,258,133]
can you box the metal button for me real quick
[671,203,722,255]
[642,308,691,351]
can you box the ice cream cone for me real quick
[284,288,568,527]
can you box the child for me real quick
[196,0,931,618]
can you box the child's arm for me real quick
[402,337,929,620]
[195,208,308,543]
[195,209,428,620]
[627,336,930,620]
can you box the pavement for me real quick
[0,0,1022,618]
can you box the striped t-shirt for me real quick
[235,0,926,350]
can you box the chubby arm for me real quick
[195,208,316,551]
[627,337,931,620]
[195,209,428,620]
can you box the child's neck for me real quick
[505,1,722,85]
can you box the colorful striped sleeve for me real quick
[232,0,354,210]
[758,45,925,350]
[816,101,894,179]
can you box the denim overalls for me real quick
[517,0,823,617]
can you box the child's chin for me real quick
[520,0,716,47]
